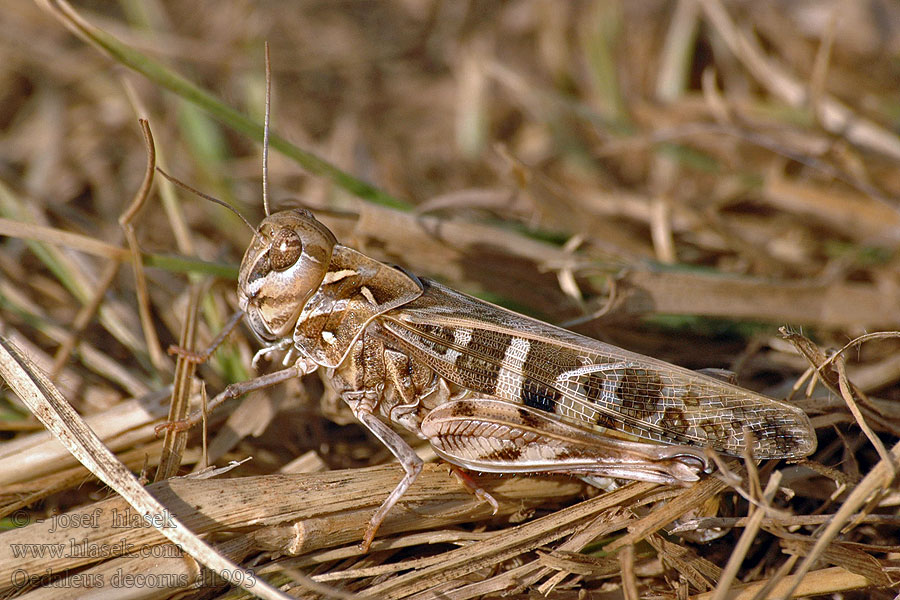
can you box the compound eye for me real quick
[268,229,303,271]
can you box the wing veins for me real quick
[382,311,698,443]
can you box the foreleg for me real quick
[156,357,318,433]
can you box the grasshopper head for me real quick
[237,209,337,343]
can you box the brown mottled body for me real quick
[226,208,816,550]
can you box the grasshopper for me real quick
[168,206,816,551]
[162,48,814,551]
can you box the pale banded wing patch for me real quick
[380,279,815,460]
[498,336,530,409]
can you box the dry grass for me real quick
[1,1,899,598]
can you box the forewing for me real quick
[381,280,816,459]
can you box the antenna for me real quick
[156,167,258,237]
[262,41,272,217]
